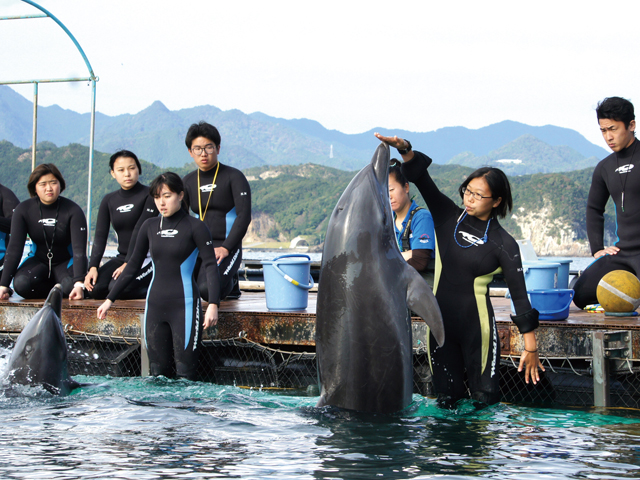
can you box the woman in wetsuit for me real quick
[97,172,219,379]
[0,183,20,272]
[389,160,435,273]
[84,151,158,299]
[376,133,543,407]
[0,164,87,300]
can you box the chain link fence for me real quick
[2,330,640,408]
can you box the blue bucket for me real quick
[262,254,314,311]
[538,257,572,289]
[522,262,560,290]
[528,289,574,321]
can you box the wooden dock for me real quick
[1,292,638,407]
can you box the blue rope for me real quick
[454,212,491,248]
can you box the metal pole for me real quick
[86,78,97,251]
[592,331,610,407]
[31,82,38,171]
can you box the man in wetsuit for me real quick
[574,97,640,308]
[0,184,20,274]
[183,122,251,302]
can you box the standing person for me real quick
[573,97,640,308]
[0,183,20,274]
[0,164,86,300]
[389,159,435,273]
[97,173,219,380]
[84,150,158,299]
[375,133,543,408]
[182,121,251,301]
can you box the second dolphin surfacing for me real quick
[316,142,444,414]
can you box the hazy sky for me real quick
[2,0,639,150]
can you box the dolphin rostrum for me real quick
[5,284,80,395]
[316,142,445,414]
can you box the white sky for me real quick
[1,0,638,149]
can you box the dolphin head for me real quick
[325,142,395,257]
[6,284,74,395]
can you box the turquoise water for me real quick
[1,373,639,479]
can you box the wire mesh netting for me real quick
[2,330,640,407]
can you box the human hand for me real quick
[0,286,13,300]
[401,250,412,262]
[97,299,113,320]
[204,303,219,329]
[84,267,98,292]
[518,332,545,384]
[594,246,620,258]
[214,246,229,263]
[374,133,407,150]
[69,285,84,300]
[112,263,126,280]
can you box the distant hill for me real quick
[446,134,601,175]
[0,85,609,174]
[0,141,616,254]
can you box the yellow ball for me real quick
[597,270,640,312]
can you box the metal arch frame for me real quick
[0,0,99,236]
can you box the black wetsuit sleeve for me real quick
[107,221,151,302]
[0,203,28,287]
[194,221,221,306]
[88,196,111,269]
[0,186,19,233]
[125,196,158,262]
[500,233,539,333]
[221,173,251,252]
[408,248,432,272]
[585,163,608,255]
[69,203,88,283]
[401,151,461,226]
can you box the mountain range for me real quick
[0,85,609,174]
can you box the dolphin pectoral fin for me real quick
[405,269,445,347]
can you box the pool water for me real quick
[1,364,639,480]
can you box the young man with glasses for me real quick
[183,121,251,302]
[573,97,640,308]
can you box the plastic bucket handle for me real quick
[272,254,314,290]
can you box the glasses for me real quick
[463,187,493,201]
[191,144,216,156]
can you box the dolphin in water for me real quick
[316,142,445,414]
[5,284,80,395]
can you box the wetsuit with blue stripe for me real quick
[183,162,251,301]
[403,151,538,405]
[0,196,87,298]
[107,208,219,379]
[88,182,158,299]
[0,184,20,274]
[574,140,640,308]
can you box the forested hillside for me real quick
[0,141,615,252]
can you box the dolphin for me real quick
[5,284,80,395]
[315,142,445,414]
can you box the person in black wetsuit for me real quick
[97,172,219,379]
[573,97,640,308]
[0,164,86,300]
[376,133,543,408]
[182,122,251,302]
[84,150,158,299]
[0,183,20,274]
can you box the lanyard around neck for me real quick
[197,162,220,221]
